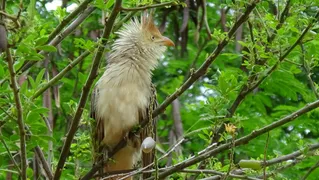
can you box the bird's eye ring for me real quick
[151,36,155,40]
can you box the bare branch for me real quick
[6,48,27,180]
[121,1,178,11]
[0,10,16,20]
[172,99,184,139]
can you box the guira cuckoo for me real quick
[90,14,174,179]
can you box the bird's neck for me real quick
[103,46,158,87]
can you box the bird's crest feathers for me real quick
[141,13,161,36]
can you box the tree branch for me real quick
[121,1,177,11]
[47,0,93,42]
[180,169,259,180]
[300,44,319,99]
[263,143,319,167]
[227,9,319,119]
[150,99,319,179]
[153,0,260,117]
[19,6,95,73]
[31,51,90,100]
[6,48,27,179]
[53,0,122,179]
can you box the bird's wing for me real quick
[90,87,105,172]
[139,83,158,179]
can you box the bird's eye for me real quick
[151,36,155,40]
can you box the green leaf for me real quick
[36,45,57,52]
[36,69,46,86]
[35,36,49,46]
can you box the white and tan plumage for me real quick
[90,14,174,179]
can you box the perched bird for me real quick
[91,13,174,179]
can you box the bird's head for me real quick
[112,13,174,67]
[139,14,175,48]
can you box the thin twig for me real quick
[180,169,260,180]
[301,160,319,180]
[300,44,319,99]
[47,0,93,42]
[258,158,305,179]
[98,167,260,180]
[0,104,53,179]
[0,131,22,175]
[49,6,96,47]
[31,51,90,99]
[202,0,212,39]
[262,143,319,167]
[223,133,236,180]
[228,9,319,119]
[121,1,177,11]
[6,48,27,179]
[55,0,123,179]
[0,10,16,20]
[263,132,269,179]
[19,6,95,73]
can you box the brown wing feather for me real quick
[139,84,158,179]
[90,87,105,175]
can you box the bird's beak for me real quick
[161,36,175,47]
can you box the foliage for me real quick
[1,0,319,179]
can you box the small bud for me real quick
[141,137,156,153]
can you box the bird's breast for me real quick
[95,68,151,147]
